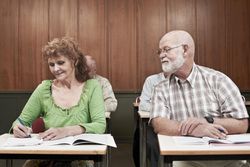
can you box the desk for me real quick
[245,101,250,106]
[105,111,111,133]
[158,134,250,167]
[105,111,111,167]
[0,134,107,167]
[138,111,150,167]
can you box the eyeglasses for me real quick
[156,44,183,55]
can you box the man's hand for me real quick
[190,123,228,139]
[178,117,207,135]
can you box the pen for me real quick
[17,117,31,138]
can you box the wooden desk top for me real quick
[245,101,250,106]
[138,111,150,118]
[133,102,139,107]
[158,134,250,156]
[0,134,107,155]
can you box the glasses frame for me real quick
[157,44,183,55]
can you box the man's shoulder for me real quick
[154,78,169,89]
[96,75,109,81]
[95,75,112,86]
[145,72,166,83]
[196,65,228,80]
[146,72,163,79]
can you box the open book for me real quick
[173,134,250,145]
[3,134,117,148]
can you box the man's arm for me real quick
[152,116,234,139]
[102,79,117,112]
[151,117,181,136]
[213,118,248,134]
[178,117,248,138]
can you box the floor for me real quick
[110,143,134,167]
[0,142,135,167]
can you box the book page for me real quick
[202,137,232,144]
[173,136,207,145]
[73,134,117,148]
[41,136,74,146]
[203,134,250,144]
[3,136,42,146]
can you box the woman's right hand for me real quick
[13,124,32,138]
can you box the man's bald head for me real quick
[160,30,195,57]
[85,55,97,78]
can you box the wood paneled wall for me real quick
[0,0,250,91]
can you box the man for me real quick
[133,72,167,167]
[85,55,117,113]
[150,30,249,167]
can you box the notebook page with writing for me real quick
[3,137,42,146]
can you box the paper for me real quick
[173,134,250,145]
[173,136,207,145]
[3,134,117,148]
[3,136,42,146]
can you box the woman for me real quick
[12,37,106,167]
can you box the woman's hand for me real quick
[39,127,66,141]
[13,124,32,138]
[39,125,85,141]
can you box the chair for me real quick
[132,96,140,167]
[32,117,45,133]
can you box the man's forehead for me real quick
[159,38,176,47]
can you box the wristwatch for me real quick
[204,116,214,124]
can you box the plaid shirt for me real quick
[150,64,248,121]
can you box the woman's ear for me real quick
[74,60,79,66]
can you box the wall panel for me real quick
[137,0,166,89]
[108,0,137,91]
[49,0,78,39]
[227,0,250,90]
[78,0,108,77]
[196,0,227,73]
[18,0,48,89]
[166,0,196,42]
[0,0,18,90]
[0,0,250,91]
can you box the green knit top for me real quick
[12,79,106,134]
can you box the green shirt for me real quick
[13,79,106,134]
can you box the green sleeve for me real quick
[12,82,44,128]
[82,81,106,134]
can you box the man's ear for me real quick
[183,44,189,55]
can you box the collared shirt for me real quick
[150,64,248,121]
[139,72,167,112]
[94,75,118,112]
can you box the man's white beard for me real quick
[161,54,185,74]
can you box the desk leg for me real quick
[139,118,147,167]
[106,118,111,167]
[164,156,173,167]
[95,156,105,167]
[6,160,13,167]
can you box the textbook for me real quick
[173,134,250,145]
[3,133,117,148]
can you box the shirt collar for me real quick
[172,63,197,88]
